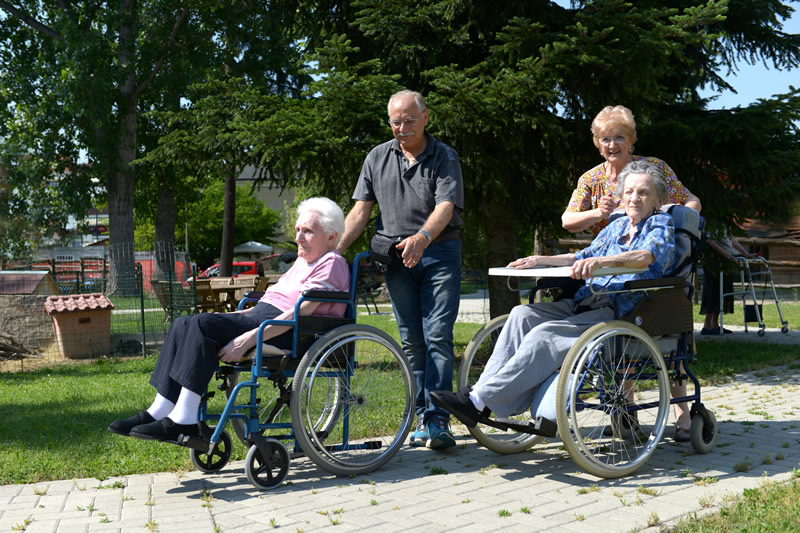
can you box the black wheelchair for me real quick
[460,205,718,478]
[179,252,415,489]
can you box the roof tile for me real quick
[44,293,115,314]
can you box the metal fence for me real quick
[0,242,195,372]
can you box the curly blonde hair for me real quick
[591,105,637,149]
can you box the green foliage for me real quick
[175,181,283,269]
[238,0,800,285]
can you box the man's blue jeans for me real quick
[384,238,461,422]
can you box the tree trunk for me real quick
[107,0,138,296]
[154,182,177,281]
[484,195,521,318]
[219,165,236,277]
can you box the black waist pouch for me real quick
[369,234,402,270]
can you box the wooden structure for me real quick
[0,271,60,296]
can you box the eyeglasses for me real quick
[388,117,420,128]
[600,135,626,146]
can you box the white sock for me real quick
[469,389,486,412]
[146,394,175,420]
[167,388,202,425]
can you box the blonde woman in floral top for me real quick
[562,106,701,236]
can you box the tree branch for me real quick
[133,8,189,100]
[0,0,62,40]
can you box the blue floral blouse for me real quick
[573,212,677,316]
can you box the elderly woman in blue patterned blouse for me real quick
[432,159,676,428]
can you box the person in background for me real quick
[337,89,464,450]
[701,231,754,335]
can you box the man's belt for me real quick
[432,227,462,244]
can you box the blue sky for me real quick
[549,0,798,109]
[700,7,799,109]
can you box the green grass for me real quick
[670,479,800,532]
[2,307,800,485]
[693,301,798,330]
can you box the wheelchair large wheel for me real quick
[225,367,343,446]
[556,321,670,478]
[290,324,414,476]
[459,315,543,454]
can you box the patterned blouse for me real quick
[574,212,676,317]
[565,155,690,236]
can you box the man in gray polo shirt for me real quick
[337,89,464,450]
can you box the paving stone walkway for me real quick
[2,358,800,532]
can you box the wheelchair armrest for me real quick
[243,290,265,299]
[301,289,351,301]
[623,277,687,291]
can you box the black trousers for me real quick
[149,303,292,401]
[700,271,734,315]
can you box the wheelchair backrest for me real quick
[610,205,704,337]
[608,204,704,285]
[291,251,369,354]
[664,204,704,284]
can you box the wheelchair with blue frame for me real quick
[181,251,415,490]
[460,205,718,478]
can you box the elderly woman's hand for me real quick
[218,329,258,363]
[597,194,618,220]
[507,256,537,269]
[570,257,603,279]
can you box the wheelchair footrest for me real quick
[177,435,213,452]
[488,416,558,438]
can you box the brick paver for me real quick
[3,358,800,532]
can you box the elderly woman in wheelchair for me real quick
[110,197,415,489]
[433,159,715,478]
[108,197,350,442]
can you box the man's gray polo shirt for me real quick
[353,132,464,237]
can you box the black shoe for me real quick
[431,386,490,429]
[129,417,202,442]
[108,410,155,436]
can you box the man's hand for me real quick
[396,233,428,268]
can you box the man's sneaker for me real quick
[427,416,456,450]
[409,414,428,447]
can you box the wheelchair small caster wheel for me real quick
[782,324,789,334]
[246,439,290,490]
[190,429,232,473]
[690,410,717,454]
[757,328,766,337]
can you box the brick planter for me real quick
[44,293,114,359]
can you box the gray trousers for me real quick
[473,299,614,417]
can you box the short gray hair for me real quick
[616,160,668,205]
[296,197,345,246]
[388,90,427,115]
